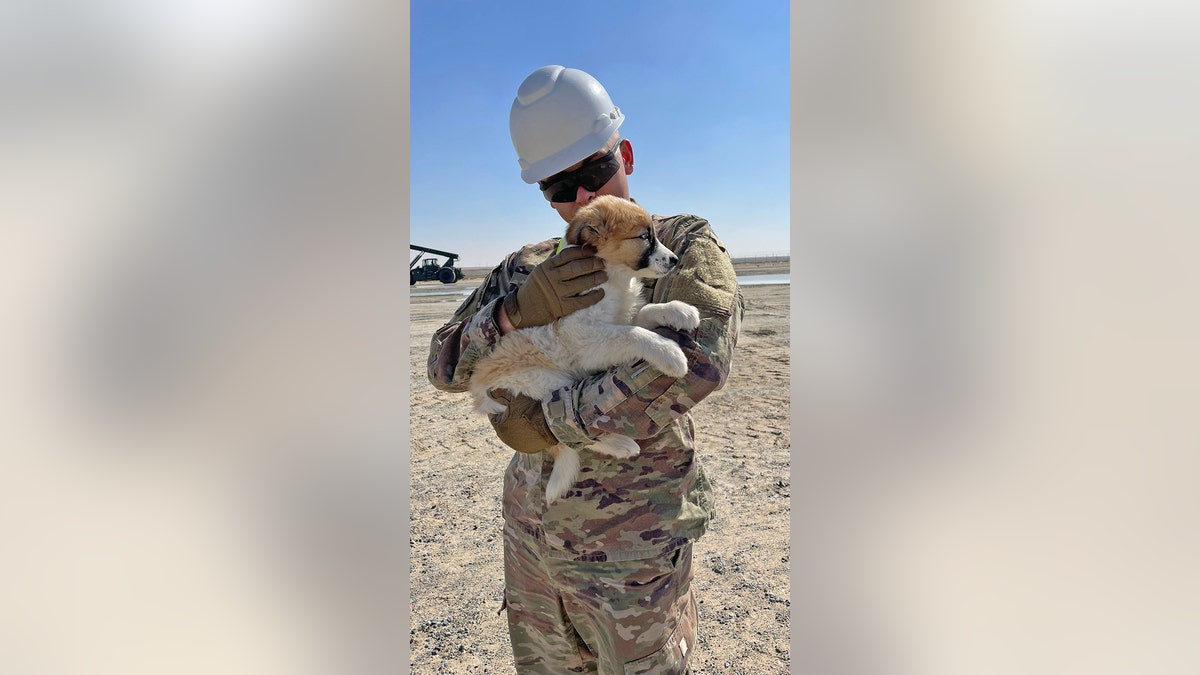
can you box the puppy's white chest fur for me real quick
[545,276,646,374]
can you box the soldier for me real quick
[427,65,744,674]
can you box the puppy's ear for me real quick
[566,208,603,247]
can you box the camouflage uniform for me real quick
[428,213,743,673]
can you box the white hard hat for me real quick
[509,65,625,184]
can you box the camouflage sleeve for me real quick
[427,297,505,393]
[426,239,560,393]
[426,270,507,393]
[543,216,745,444]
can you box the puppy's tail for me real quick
[545,445,580,504]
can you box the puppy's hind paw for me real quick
[475,397,507,416]
[545,477,569,504]
[590,434,641,459]
[653,347,690,379]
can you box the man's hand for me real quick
[501,246,606,330]
[488,389,558,453]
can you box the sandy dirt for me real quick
[409,266,791,674]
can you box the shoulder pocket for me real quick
[654,234,738,319]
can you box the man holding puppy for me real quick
[428,65,743,674]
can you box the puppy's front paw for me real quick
[661,301,700,331]
[639,301,700,331]
[591,434,641,459]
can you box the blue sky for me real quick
[410,1,790,267]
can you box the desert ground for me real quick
[409,262,791,674]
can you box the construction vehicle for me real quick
[410,245,465,285]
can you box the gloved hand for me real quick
[488,389,558,453]
[502,246,606,329]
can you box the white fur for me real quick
[470,236,700,504]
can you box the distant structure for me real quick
[731,251,790,265]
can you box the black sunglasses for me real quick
[537,140,624,203]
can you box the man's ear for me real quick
[619,140,634,175]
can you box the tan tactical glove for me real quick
[488,389,558,453]
[501,246,606,329]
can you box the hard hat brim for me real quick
[518,114,624,184]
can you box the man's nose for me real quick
[575,185,597,204]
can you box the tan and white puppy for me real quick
[470,195,700,504]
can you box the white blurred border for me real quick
[1,2,410,673]
[792,1,1199,673]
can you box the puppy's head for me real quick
[566,195,678,278]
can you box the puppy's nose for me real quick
[667,253,679,267]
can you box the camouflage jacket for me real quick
[427,213,744,562]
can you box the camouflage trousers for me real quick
[501,523,697,674]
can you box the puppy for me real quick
[470,195,700,504]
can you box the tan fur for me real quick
[566,195,659,265]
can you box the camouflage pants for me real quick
[501,524,697,674]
